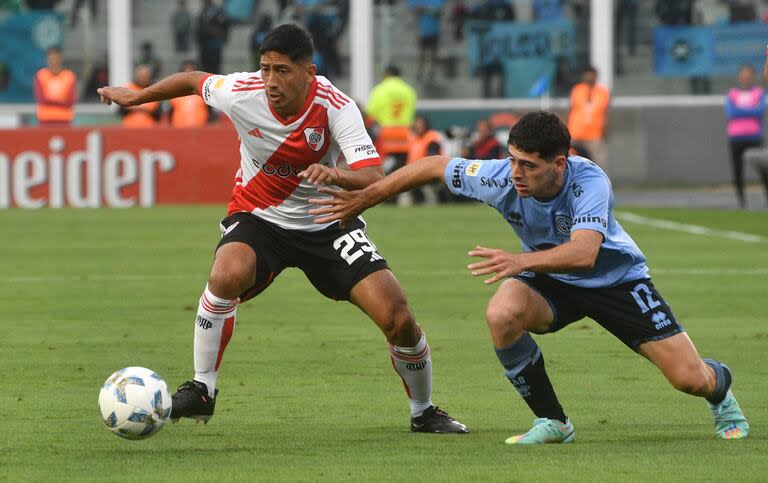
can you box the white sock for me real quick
[193,285,237,398]
[389,333,433,417]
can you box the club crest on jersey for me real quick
[304,127,326,152]
[554,214,572,235]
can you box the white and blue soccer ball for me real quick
[98,367,172,440]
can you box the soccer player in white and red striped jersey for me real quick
[97,24,467,434]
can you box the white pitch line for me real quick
[651,267,768,276]
[616,211,766,243]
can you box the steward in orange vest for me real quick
[168,95,209,127]
[166,60,209,127]
[121,65,162,128]
[34,47,77,126]
[407,116,443,165]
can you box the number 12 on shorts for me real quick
[333,229,382,265]
[629,282,661,313]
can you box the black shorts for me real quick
[514,273,685,351]
[217,212,389,302]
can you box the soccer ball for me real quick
[98,367,172,440]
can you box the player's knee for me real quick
[485,303,526,338]
[381,300,416,344]
[208,266,250,300]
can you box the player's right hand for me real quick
[97,86,138,106]
[467,246,526,285]
[309,187,369,227]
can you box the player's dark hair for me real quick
[384,65,401,77]
[46,46,62,55]
[507,111,570,161]
[259,24,314,63]
[583,65,597,75]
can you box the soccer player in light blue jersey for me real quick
[310,111,749,444]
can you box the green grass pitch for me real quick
[1,205,766,481]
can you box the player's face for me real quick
[260,51,317,117]
[508,145,566,199]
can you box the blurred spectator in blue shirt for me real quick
[533,0,563,21]
[414,2,442,81]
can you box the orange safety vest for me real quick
[169,95,209,127]
[406,129,442,165]
[378,126,413,156]
[123,82,160,128]
[567,83,610,141]
[35,67,76,123]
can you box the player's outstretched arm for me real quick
[97,71,209,107]
[467,229,603,284]
[309,155,451,224]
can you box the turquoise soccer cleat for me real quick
[505,417,575,445]
[708,389,749,440]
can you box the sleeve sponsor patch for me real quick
[353,144,378,157]
[465,161,482,176]
[201,76,216,102]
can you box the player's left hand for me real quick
[309,187,369,226]
[298,164,340,186]
[468,246,525,285]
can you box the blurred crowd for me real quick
[8,0,768,102]
[9,0,768,206]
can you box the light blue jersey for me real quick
[444,156,649,288]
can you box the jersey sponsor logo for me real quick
[480,176,514,188]
[570,183,583,197]
[304,127,326,152]
[250,158,302,178]
[196,315,213,330]
[572,215,607,228]
[452,162,465,188]
[465,161,482,176]
[248,127,263,138]
[555,214,572,235]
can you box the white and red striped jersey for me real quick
[199,72,381,231]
